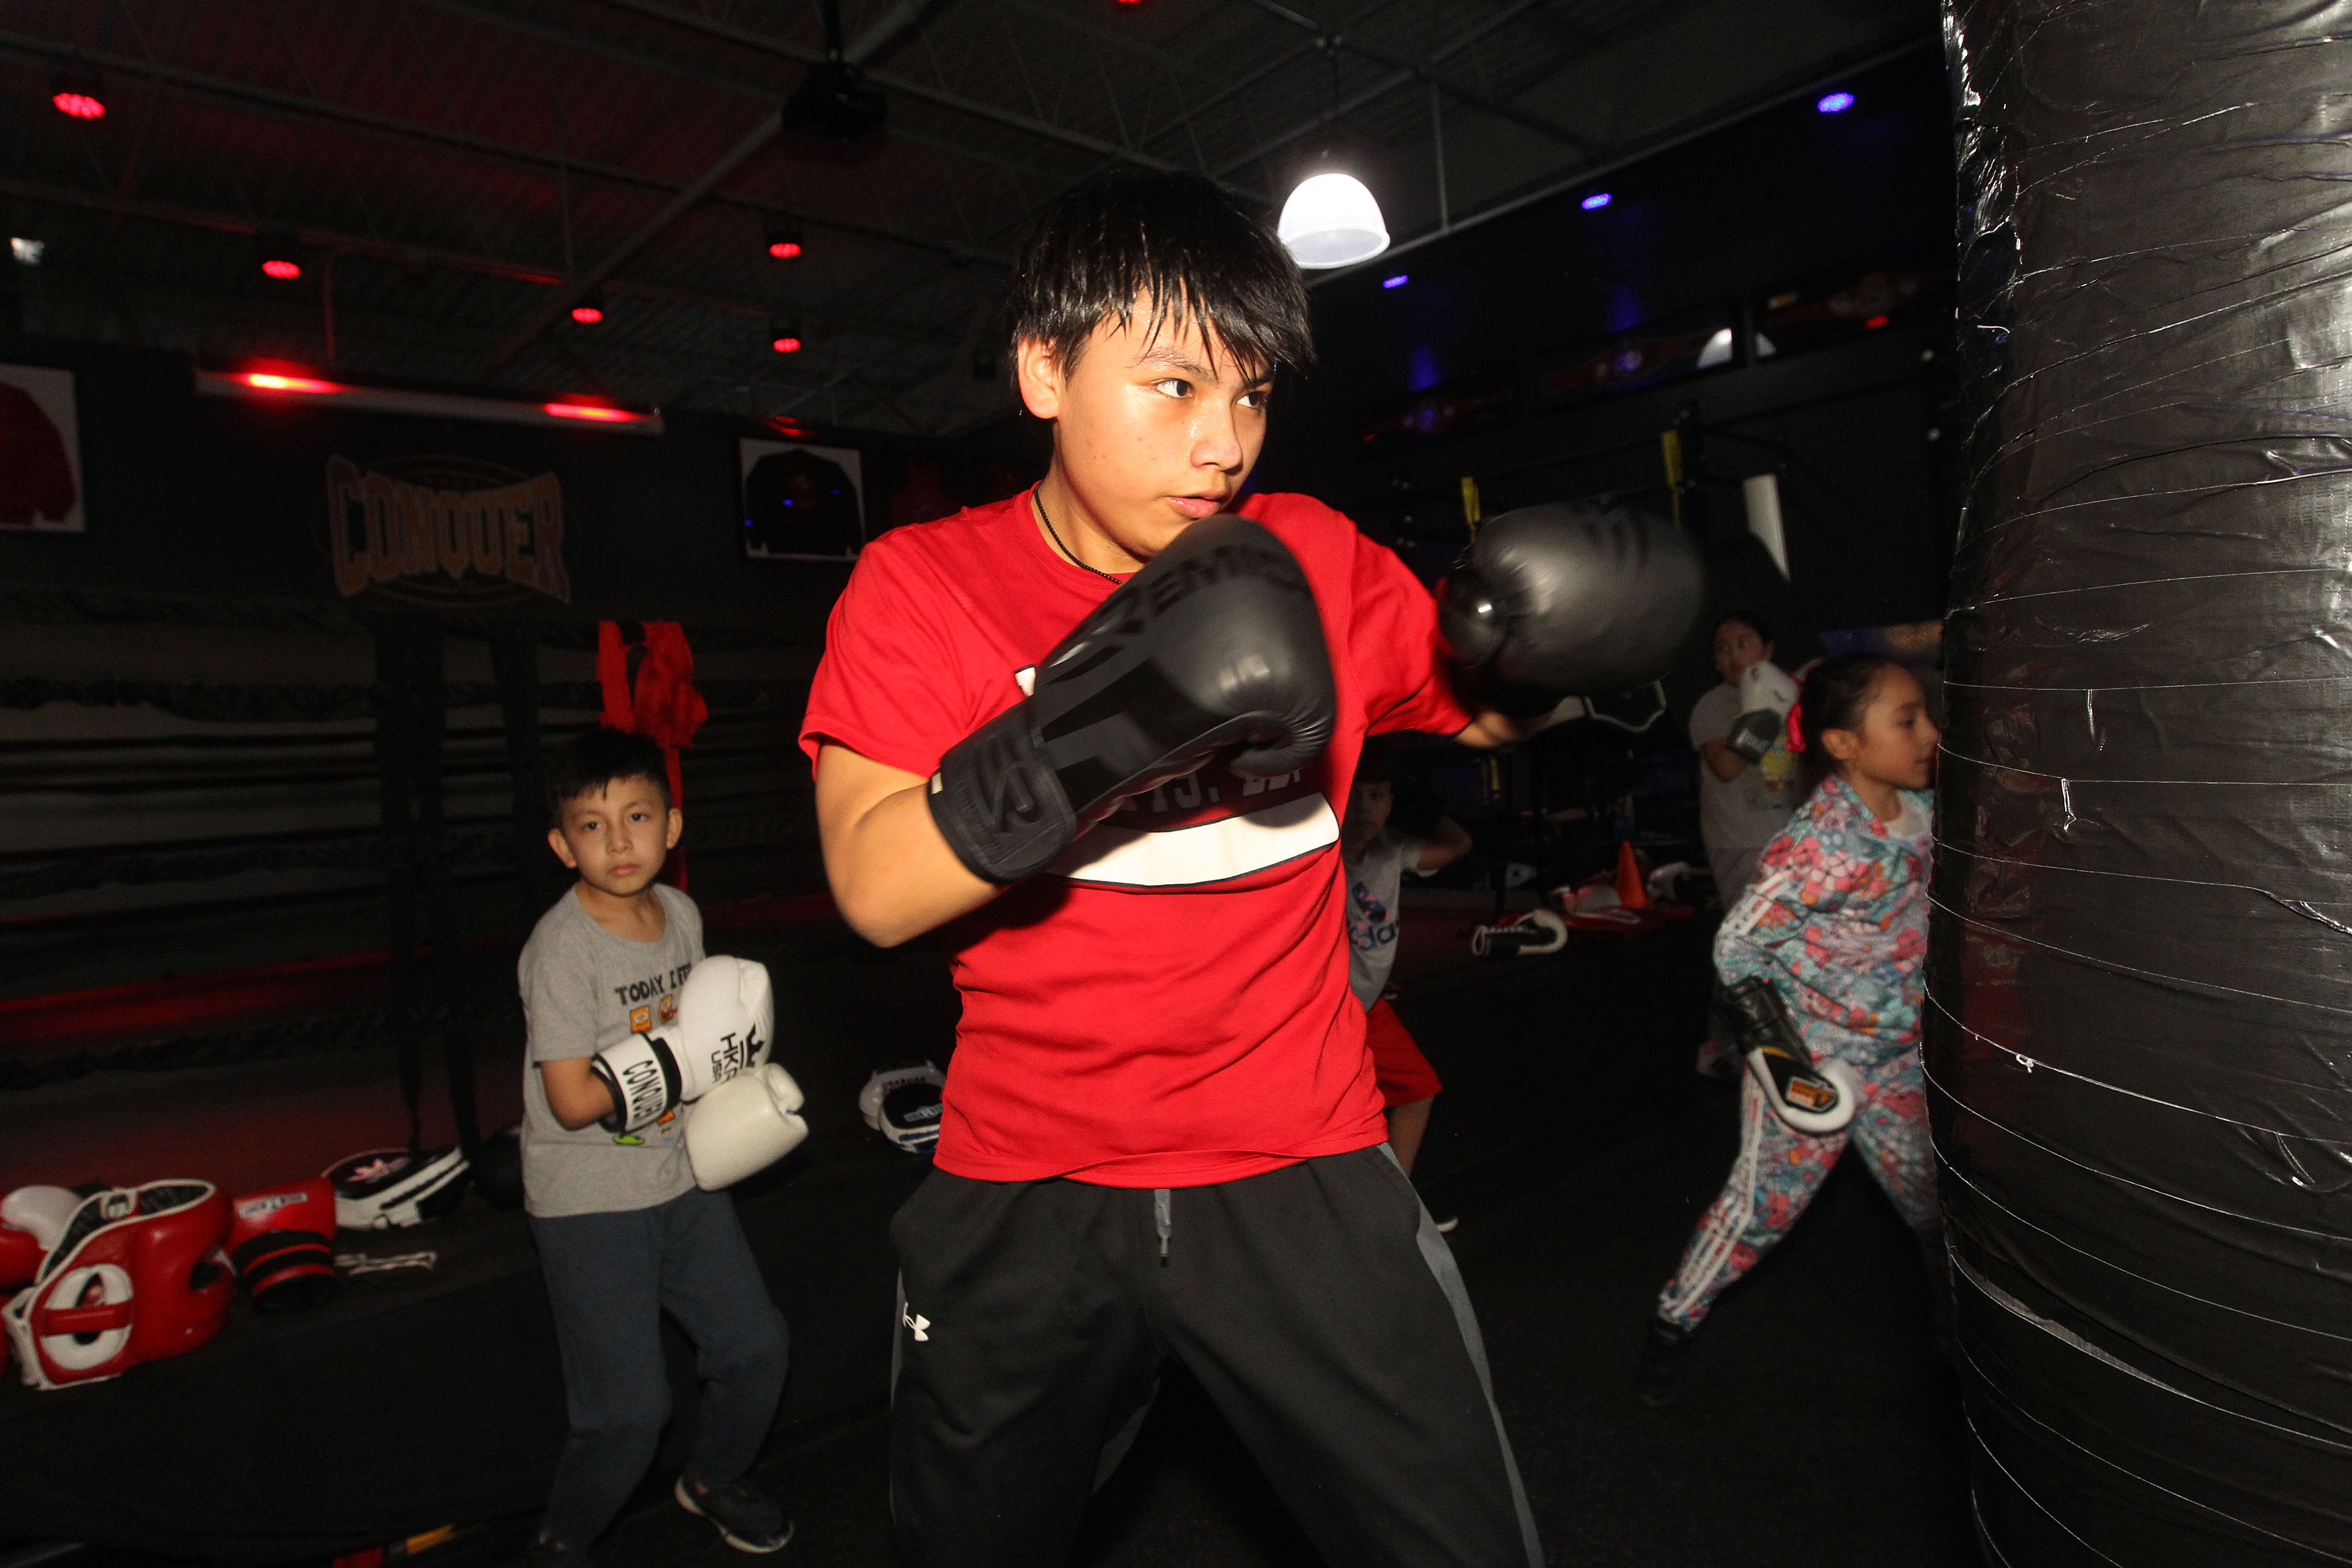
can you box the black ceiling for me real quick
[2,0,1934,434]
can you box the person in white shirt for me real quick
[1689,612,1801,901]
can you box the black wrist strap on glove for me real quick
[1723,976,1839,1113]
[928,515,1335,885]
[929,703,1078,884]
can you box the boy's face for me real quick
[1712,621,1772,686]
[1345,777,1394,841]
[548,776,681,899]
[1016,299,1272,564]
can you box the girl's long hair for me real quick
[1796,653,1901,793]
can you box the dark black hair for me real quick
[1797,653,1901,789]
[1715,609,1774,646]
[1005,170,1315,382]
[548,727,670,818]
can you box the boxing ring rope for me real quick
[0,599,823,1121]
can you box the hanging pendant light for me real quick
[1278,43,1388,270]
[1278,171,1390,269]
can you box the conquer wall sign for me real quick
[321,453,572,605]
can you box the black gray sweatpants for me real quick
[888,1145,1543,1568]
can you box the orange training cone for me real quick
[1614,841,1649,909]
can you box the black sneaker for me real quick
[675,1473,794,1554]
[1636,1316,1698,1407]
[522,1529,593,1568]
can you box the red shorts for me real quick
[1365,998,1442,1107]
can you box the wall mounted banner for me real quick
[322,454,571,605]
[0,364,85,532]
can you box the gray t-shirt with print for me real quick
[1690,681,1800,854]
[1345,827,1427,1009]
[518,882,702,1218]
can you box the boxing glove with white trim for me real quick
[928,514,1337,884]
[592,956,775,1133]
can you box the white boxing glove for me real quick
[688,1063,809,1190]
[592,956,776,1133]
[1727,660,1801,762]
[0,1186,77,1290]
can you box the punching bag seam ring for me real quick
[1956,563,2339,612]
[1935,842,2352,938]
[1963,1414,2128,1568]
[1927,895,2352,1017]
[1921,1057,2345,1242]
[1937,1155,2352,1347]
[1953,1262,2352,1537]
[1934,741,2348,790]
[1924,992,2329,1141]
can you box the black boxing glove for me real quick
[928,514,1338,883]
[1439,502,1704,713]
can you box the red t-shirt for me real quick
[799,490,1472,1186]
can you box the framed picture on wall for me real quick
[0,363,85,532]
[738,437,863,561]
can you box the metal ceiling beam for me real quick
[474,110,785,379]
[1233,0,1591,154]
[0,173,564,285]
[0,173,965,353]
[0,30,1006,269]
[1304,30,1942,282]
[585,0,1269,202]
[1212,0,1559,178]
[409,0,1049,190]
[844,0,956,65]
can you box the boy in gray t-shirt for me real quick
[1340,748,1471,1177]
[519,729,791,1566]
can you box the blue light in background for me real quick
[1381,273,1409,289]
[1408,345,1442,392]
[1580,192,1612,211]
[1608,283,1643,333]
[1817,90,1855,113]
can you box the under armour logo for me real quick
[903,1309,931,1342]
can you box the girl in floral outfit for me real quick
[1640,652,1944,1403]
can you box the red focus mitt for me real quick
[229,1177,340,1312]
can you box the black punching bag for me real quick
[1937,4,2352,1561]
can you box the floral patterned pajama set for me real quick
[1657,775,1941,1330]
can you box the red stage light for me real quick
[261,257,303,280]
[543,401,640,423]
[52,90,105,119]
[1864,314,1889,330]
[570,302,604,324]
[242,371,341,394]
[772,335,802,353]
[769,239,802,259]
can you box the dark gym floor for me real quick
[599,914,1977,1567]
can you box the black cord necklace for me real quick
[1034,488,1124,584]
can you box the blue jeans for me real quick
[530,1187,789,1548]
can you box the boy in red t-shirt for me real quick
[803,171,1695,1568]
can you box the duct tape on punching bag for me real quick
[1938,3,2352,1561]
